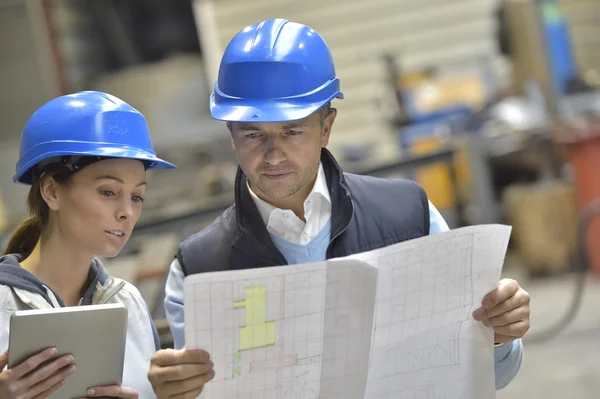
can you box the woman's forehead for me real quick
[75,159,147,183]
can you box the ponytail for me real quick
[4,217,41,256]
[3,162,73,257]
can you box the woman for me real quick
[0,91,176,398]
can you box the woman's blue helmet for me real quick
[14,91,176,185]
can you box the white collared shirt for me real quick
[247,163,331,245]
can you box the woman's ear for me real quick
[39,176,61,211]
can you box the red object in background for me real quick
[567,133,600,273]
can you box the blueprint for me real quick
[183,224,511,398]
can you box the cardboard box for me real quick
[503,181,577,274]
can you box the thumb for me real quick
[0,350,8,370]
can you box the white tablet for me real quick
[8,303,128,399]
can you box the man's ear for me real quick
[228,122,238,152]
[39,176,61,211]
[321,110,336,147]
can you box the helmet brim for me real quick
[210,76,344,123]
[210,92,343,123]
[14,145,176,185]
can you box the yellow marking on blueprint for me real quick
[234,352,241,363]
[234,368,241,377]
[233,286,275,350]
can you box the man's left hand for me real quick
[473,278,531,344]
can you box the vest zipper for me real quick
[327,196,355,250]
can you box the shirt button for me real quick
[283,214,289,219]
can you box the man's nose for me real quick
[263,136,286,166]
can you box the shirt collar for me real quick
[248,162,331,226]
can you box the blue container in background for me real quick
[541,1,577,96]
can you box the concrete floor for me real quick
[496,267,600,399]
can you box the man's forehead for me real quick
[233,114,317,131]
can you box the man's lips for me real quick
[263,171,292,180]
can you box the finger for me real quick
[493,321,530,338]
[481,279,520,309]
[0,350,8,370]
[473,294,523,321]
[17,354,75,393]
[85,385,138,398]
[31,378,66,399]
[11,347,58,380]
[150,360,214,383]
[152,349,211,367]
[483,306,529,328]
[494,333,517,344]
[170,385,205,399]
[26,364,76,399]
[161,370,216,397]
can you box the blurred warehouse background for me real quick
[1,0,599,397]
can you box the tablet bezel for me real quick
[8,303,128,399]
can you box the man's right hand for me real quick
[148,349,215,399]
[0,347,76,399]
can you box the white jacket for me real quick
[0,255,158,398]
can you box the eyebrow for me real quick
[95,175,147,187]
[236,124,263,132]
[281,122,307,129]
[237,122,308,132]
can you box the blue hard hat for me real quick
[210,18,344,123]
[14,91,176,185]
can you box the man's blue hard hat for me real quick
[14,91,176,185]
[210,18,344,123]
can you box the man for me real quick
[148,18,531,397]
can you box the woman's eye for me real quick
[132,196,145,203]
[100,190,114,197]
